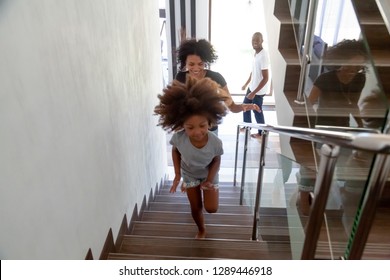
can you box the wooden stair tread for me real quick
[148,201,252,214]
[144,206,290,216]
[131,221,253,240]
[141,209,293,226]
[153,192,293,204]
[118,235,292,260]
[274,12,293,24]
[108,253,218,260]
[141,210,253,226]
[153,195,242,205]
[131,221,296,241]
[157,189,243,198]
[357,15,385,25]
[158,185,287,195]
[279,48,300,64]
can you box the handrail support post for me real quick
[239,126,250,205]
[301,144,340,259]
[346,154,390,259]
[233,124,241,187]
[251,131,269,241]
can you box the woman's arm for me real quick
[351,103,364,127]
[221,85,260,113]
[307,85,321,105]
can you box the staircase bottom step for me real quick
[118,235,292,260]
[108,253,221,260]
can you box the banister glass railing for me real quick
[234,122,390,259]
[298,0,390,258]
[234,126,308,259]
[288,0,389,123]
[287,0,311,64]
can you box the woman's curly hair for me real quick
[154,77,228,132]
[323,39,368,70]
[176,38,218,71]
[325,39,367,59]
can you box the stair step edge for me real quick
[120,235,295,247]
[108,253,224,260]
[133,220,253,227]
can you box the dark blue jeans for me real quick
[243,88,265,135]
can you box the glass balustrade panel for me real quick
[288,0,310,62]
[303,0,389,133]
[311,145,375,259]
[236,131,318,259]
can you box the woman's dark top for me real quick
[175,70,227,88]
[314,70,366,127]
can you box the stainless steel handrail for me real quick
[234,122,390,191]
[315,125,381,134]
[235,121,390,259]
[238,122,390,153]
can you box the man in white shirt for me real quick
[241,32,270,138]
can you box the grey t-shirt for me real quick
[169,130,223,183]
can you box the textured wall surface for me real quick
[0,0,167,259]
[261,0,296,159]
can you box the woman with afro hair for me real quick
[175,38,260,134]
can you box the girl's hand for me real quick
[200,181,216,191]
[170,177,181,193]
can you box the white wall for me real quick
[262,0,295,159]
[0,0,167,259]
[196,0,210,40]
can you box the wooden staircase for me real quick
[94,0,390,261]
[107,181,293,260]
[98,178,390,260]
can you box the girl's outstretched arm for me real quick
[170,146,182,193]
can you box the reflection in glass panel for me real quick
[305,0,388,133]
[314,0,361,45]
[289,0,310,57]
[313,146,374,259]
[301,0,389,259]
[240,142,314,259]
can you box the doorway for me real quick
[210,0,274,107]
